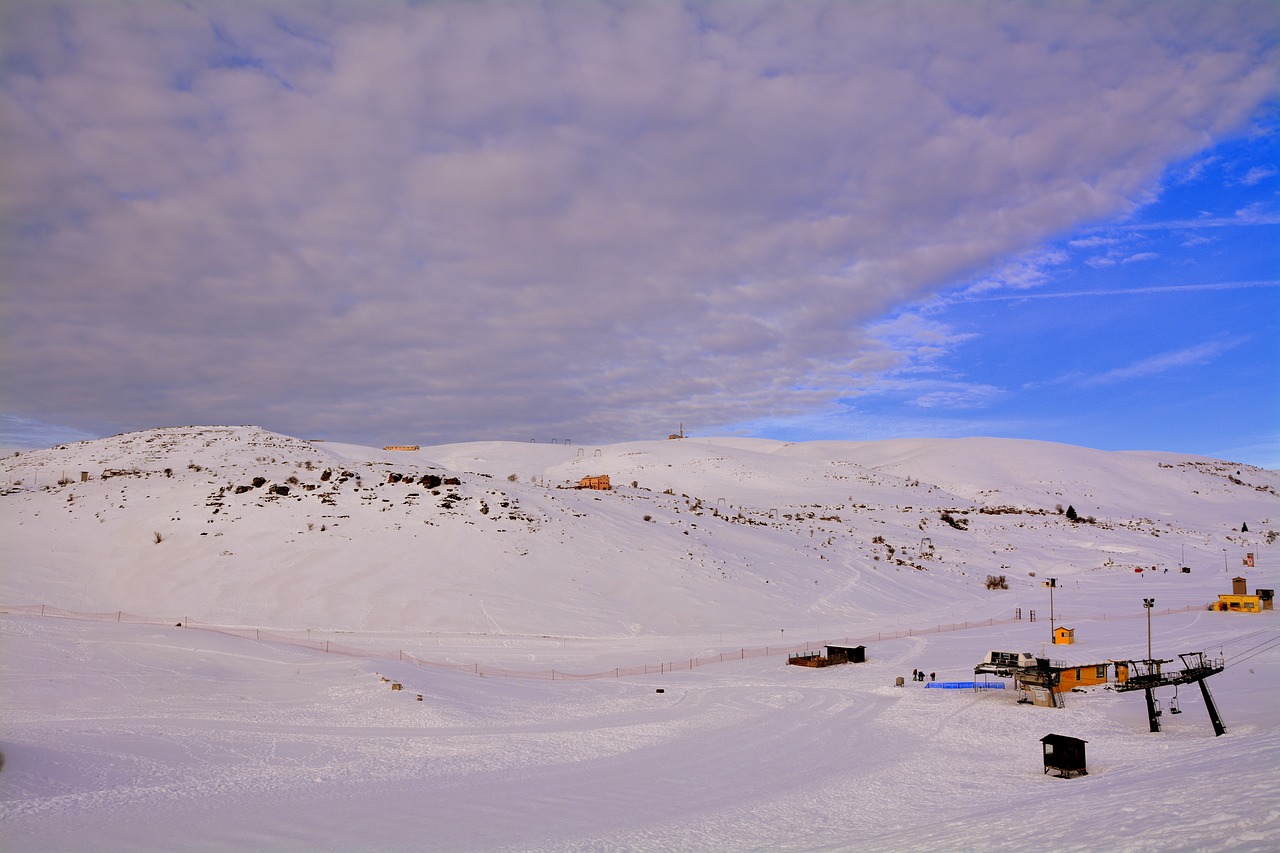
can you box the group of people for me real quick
[911,668,935,682]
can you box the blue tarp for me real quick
[924,681,1006,689]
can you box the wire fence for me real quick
[0,601,1209,681]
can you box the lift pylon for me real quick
[1114,651,1226,737]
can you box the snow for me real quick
[2,426,1278,851]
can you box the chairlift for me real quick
[1170,686,1182,715]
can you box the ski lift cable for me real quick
[1216,625,1280,649]
[1221,630,1280,663]
[1223,636,1280,670]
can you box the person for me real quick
[930,672,936,682]
[913,668,918,681]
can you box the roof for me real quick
[1040,733,1087,745]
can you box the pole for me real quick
[1046,578,1056,643]
[1144,687,1162,733]
[1196,677,1227,737]
[1144,598,1154,660]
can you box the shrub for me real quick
[985,574,1008,590]
[507,473,518,482]
[153,531,163,544]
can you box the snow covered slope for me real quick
[2,425,1275,638]
[2,426,1278,852]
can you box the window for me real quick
[1096,665,1107,679]
[1075,668,1082,680]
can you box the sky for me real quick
[1,0,1278,466]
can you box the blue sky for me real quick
[734,128,1280,465]
[2,1,1278,466]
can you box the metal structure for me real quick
[1113,652,1226,736]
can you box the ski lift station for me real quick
[975,650,1129,707]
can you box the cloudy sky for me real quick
[2,1,1278,466]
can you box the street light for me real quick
[1143,598,1155,661]
[1045,577,1057,643]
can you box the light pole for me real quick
[1143,598,1155,661]
[1046,577,1057,643]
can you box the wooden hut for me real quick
[1053,626,1075,645]
[825,644,866,664]
[1041,733,1088,778]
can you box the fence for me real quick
[0,602,1205,682]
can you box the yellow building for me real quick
[1215,593,1263,613]
[1216,576,1265,612]
[1053,626,1075,645]
[577,475,612,490]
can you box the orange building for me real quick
[577,475,612,490]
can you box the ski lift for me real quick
[1169,686,1182,715]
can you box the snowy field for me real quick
[2,427,1277,851]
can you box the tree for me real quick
[1065,505,1078,521]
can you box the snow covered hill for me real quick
[2,426,1278,851]
[2,425,1275,640]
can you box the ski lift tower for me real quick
[1114,652,1227,736]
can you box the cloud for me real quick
[1240,166,1277,186]
[2,0,1278,443]
[959,279,1280,303]
[1084,338,1244,386]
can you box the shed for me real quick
[1053,626,1075,645]
[1041,733,1088,778]
[825,644,866,664]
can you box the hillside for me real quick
[3,426,1279,852]
[3,426,1275,642]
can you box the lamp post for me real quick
[1046,577,1057,643]
[1143,598,1155,661]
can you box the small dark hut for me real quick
[825,644,866,664]
[1041,733,1088,778]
